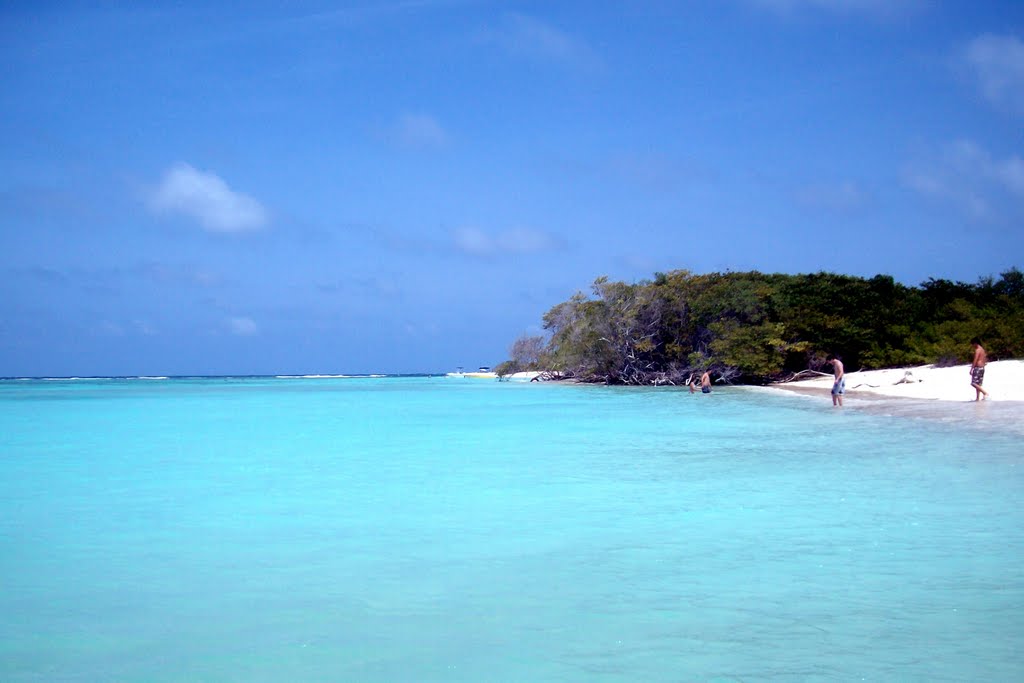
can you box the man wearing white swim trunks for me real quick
[826,354,844,407]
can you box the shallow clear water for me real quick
[1,377,1021,681]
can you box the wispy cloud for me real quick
[149,163,269,233]
[452,226,559,257]
[904,140,1024,222]
[392,113,450,149]
[477,13,600,69]
[962,33,1024,115]
[140,262,224,288]
[21,263,222,291]
[227,316,258,336]
[92,319,157,338]
[317,275,401,299]
[134,320,158,336]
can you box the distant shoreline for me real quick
[0,374,441,382]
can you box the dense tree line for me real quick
[495,268,1024,385]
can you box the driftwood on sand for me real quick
[779,369,832,383]
[853,370,923,389]
[781,368,925,389]
[782,368,925,390]
[892,370,921,385]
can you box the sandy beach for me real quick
[769,360,1024,404]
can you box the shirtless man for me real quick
[700,370,712,394]
[826,354,844,407]
[970,338,989,401]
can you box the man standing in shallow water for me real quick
[826,354,844,407]
[970,338,989,401]
[700,370,712,394]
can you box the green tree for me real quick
[514,267,1023,385]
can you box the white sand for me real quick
[457,371,557,381]
[506,371,540,381]
[771,360,1024,403]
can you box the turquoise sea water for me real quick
[1,376,1022,681]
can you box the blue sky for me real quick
[2,1,1023,376]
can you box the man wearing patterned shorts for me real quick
[970,338,989,401]
[826,354,844,407]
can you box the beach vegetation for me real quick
[506,268,1024,385]
[495,334,550,378]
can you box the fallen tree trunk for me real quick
[779,369,832,383]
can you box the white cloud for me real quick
[904,140,1024,222]
[903,170,943,196]
[394,113,449,148]
[150,163,269,233]
[227,316,259,336]
[963,34,1024,114]
[452,227,492,255]
[996,156,1024,195]
[945,140,1024,198]
[452,226,559,257]
[478,13,600,69]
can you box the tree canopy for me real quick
[500,268,1024,385]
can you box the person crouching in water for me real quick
[826,354,844,407]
